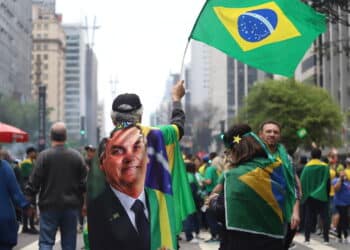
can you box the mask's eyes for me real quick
[133,140,144,151]
[111,146,125,155]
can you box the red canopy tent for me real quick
[0,122,29,143]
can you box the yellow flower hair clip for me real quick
[233,135,242,144]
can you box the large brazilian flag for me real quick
[224,157,292,238]
[300,159,330,203]
[87,124,195,250]
[190,0,326,76]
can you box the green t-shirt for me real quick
[204,165,218,193]
[187,172,198,187]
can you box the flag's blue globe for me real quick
[238,9,278,42]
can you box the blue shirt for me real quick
[0,160,29,246]
[332,178,350,206]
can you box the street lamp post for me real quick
[35,56,47,151]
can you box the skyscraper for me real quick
[0,0,32,101]
[63,25,87,143]
[32,0,55,13]
[31,4,66,121]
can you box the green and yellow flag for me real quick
[190,0,326,76]
[225,158,288,238]
[300,159,330,203]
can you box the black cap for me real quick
[112,93,142,113]
[85,144,96,151]
[26,146,37,154]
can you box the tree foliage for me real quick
[0,94,41,144]
[305,0,350,26]
[237,79,343,154]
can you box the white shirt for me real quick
[110,185,149,230]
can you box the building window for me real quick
[44,64,48,70]
[43,54,48,60]
[36,44,41,50]
[43,44,48,50]
[302,55,316,73]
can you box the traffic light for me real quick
[80,129,86,136]
[219,120,225,139]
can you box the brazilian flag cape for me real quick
[87,124,196,250]
[224,144,295,238]
[300,159,330,203]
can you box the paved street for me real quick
[15,226,350,250]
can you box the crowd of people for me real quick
[0,136,95,250]
[1,79,350,250]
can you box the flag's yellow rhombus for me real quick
[214,1,301,52]
[238,161,283,221]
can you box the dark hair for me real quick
[185,162,196,174]
[209,152,217,160]
[50,129,66,142]
[259,120,281,132]
[223,124,267,165]
[311,148,322,159]
[299,155,308,164]
[26,147,37,155]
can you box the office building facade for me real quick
[0,0,32,101]
[63,25,86,142]
[32,4,65,121]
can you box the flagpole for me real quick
[180,39,190,81]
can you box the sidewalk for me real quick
[179,231,219,250]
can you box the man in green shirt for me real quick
[20,146,38,234]
[258,120,299,249]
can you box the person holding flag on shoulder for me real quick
[87,80,196,250]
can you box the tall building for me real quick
[227,59,272,121]
[189,41,271,151]
[153,73,179,126]
[85,45,98,145]
[190,41,227,132]
[97,102,106,140]
[31,4,66,121]
[190,41,271,130]
[295,10,350,139]
[0,0,32,101]
[32,0,55,13]
[63,25,86,143]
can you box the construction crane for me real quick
[81,16,100,49]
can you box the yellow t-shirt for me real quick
[198,164,207,176]
[329,168,336,197]
[345,168,350,180]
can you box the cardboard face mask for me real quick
[101,126,148,192]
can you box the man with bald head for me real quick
[25,122,87,250]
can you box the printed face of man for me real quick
[259,123,281,149]
[101,127,148,192]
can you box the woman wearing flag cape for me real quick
[209,124,295,250]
